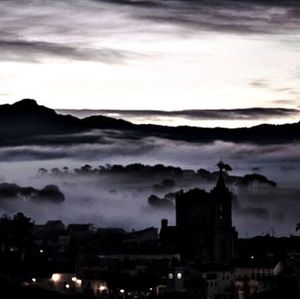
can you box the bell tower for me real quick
[175,161,237,263]
[212,161,233,229]
[210,161,237,262]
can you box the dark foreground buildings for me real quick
[1,163,300,299]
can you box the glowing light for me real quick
[120,289,125,294]
[71,277,77,282]
[149,288,153,291]
[40,249,44,253]
[51,273,61,282]
[177,273,182,280]
[251,256,254,260]
[99,285,107,291]
[32,278,36,283]
[168,273,173,280]
[76,279,82,285]
[65,284,70,289]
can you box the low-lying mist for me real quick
[0,130,299,237]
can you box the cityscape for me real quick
[0,0,300,298]
[1,161,300,298]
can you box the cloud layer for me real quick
[0,0,300,111]
[1,0,300,63]
[57,108,300,123]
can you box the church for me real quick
[160,162,238,263]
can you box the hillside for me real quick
[0,99,299,146]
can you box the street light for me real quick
[76,279,82,286]
[168,273,173,279]
[99,285,107,292]
[120,289,125,299]
[51,273,61,282]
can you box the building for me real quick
[201,263,234,299]
[175,162,238,262]
[234,260,278,299]
[126,227,158,244]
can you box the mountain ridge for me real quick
[0,99,299,146]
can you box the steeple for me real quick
[215,160,231,191]
[216,166,226,190]
[174,161,237,262]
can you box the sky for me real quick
[0,0,300,124]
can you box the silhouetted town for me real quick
[1,162,300,299]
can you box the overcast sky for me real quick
[0,0,300,119]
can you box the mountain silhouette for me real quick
[0,99,299,146]
[0,99,132,145]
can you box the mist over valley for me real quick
[0,108,299,236]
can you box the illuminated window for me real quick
[76,279,82,286]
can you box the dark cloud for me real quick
[0,0,299,64]
[117,0,300,35]
[0,131,299,166]
[96,0,162,8]
[58,107,300,121]
[0,39,134,63]
[0,132,158,161]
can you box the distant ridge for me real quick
[0,99,299,146]
[0,99,132,145]
[57,107,300,120]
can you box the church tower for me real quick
[175,162,237,263]
[210,161,237,262]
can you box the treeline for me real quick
[37,163,276,187]
[38,163,187,178]
[0,183,65,202]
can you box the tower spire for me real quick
[216,167,226,189]
[216,160,231,190]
